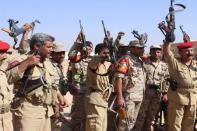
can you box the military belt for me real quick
[91,87,111,101]
[24,96,44,106]
[0,104,10,114]
[148,84,160,90]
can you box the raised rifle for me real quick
[131,30,148,45]
[101,20,115,63]
[180,25,190,42]
[158,0,186,42]
[79,20,88,56]
[1,19,40,49]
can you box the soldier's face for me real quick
[150,49,162,60]
[179,48,194,60]
[39,41,53,58]
[87,46,93,56]
[100,48,110,58]
[51,51,65,64]
[131,47,144,57]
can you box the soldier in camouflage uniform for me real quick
[107,42,129,131]
[134,45,169,131]
[115,40,146,130]
[85,43,112,131]
[6,33,58,131]
[0,40,13,131]
[67,34,93,131]
[50,43,70,131]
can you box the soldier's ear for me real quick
[34,44,41,50]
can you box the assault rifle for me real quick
[79,20,88,56]
[158,0,186,42]
[131,30,148,46]
[1,19,40,49]
[180,25,190,42]
[101,20,115,63]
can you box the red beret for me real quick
[0,40,10,52]
[177,42,193,50]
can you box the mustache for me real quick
[187,53,193,57]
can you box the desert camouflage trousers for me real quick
[118,101,142,131]
[134,88,161,131]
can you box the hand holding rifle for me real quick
[158,0,186,43]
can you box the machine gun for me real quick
[131,30,148,46]
[1,19,40,48]
[158,0,186,42]
[101,20,115,63]
[180,25,190,42]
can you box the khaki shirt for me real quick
[6,54,58,117]
[166,53,197,105]
[115,54,146,101]
[0,62,13,106]
[86,56,111,107]
[144,60,169,92]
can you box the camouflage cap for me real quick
[150,45,161,50]
[30,33,55,45]
[53,42,65,52]
[119,42,128,47]
[129,40,145,48]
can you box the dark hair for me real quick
[95,43,106,54]
[86,41,93,48]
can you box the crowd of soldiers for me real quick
[0,22,197,131]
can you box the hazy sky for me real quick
[1,0,197,52]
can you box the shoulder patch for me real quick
[116,58,129,73]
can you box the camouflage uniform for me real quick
[115,54,146,130]
[165,52,197,131]
[67,43,92,131]
[85,56,111,131]
[134,60,169,131]
[50,59,69,131]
